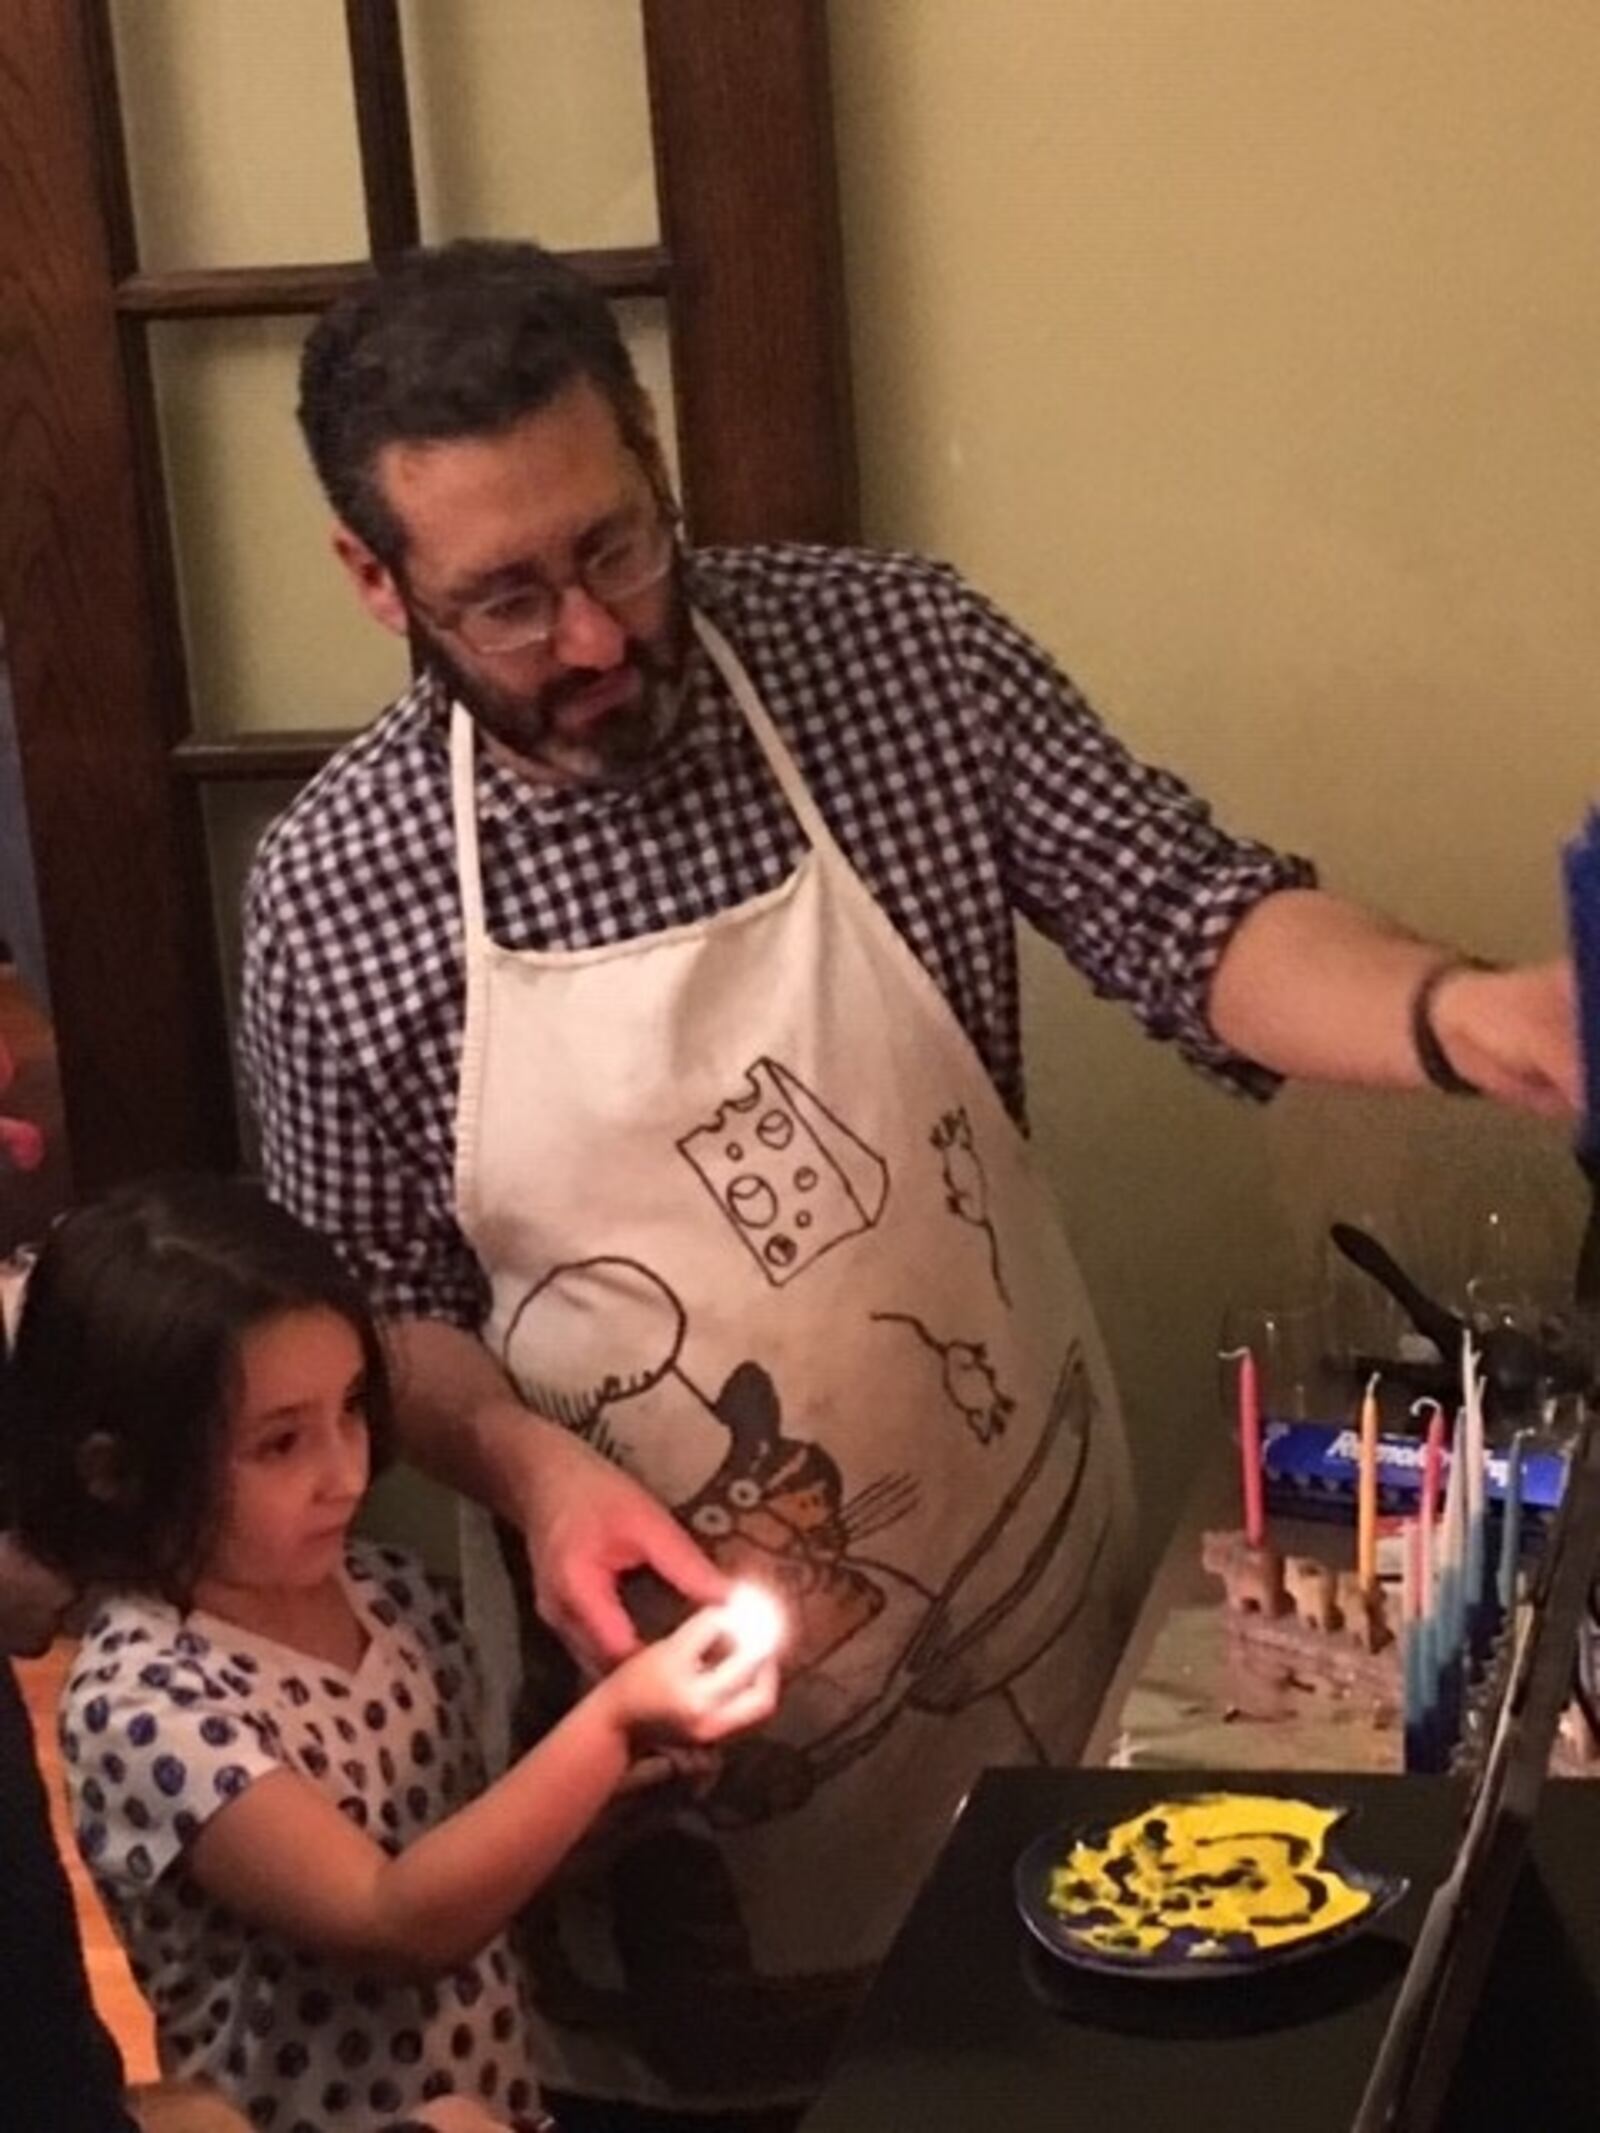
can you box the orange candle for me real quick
[1357,1372,1381,1591]
[1238,1347,1265,1547]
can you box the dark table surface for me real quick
[801,1766,1600,2133]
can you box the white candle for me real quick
[1462,1335,1487,1615]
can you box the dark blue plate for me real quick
[1013,1795,1408,1982]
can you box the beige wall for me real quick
[829,1,1600,1558]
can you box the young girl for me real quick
[1,1176,778,2133]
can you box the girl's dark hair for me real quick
[297,236,658,567]
[0,1175,395,1604]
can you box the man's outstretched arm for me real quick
[1207,887,1578,1117]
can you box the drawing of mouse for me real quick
[870,1310,1014,1443]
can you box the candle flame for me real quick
[721,1582,787,1665]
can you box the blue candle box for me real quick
[1259,1418,1564,1524]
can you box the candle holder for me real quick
[1201,1528,1400,1693]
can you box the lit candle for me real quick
[1497,1431,1526,1615]
[1357,1372,1381,1592]
[718,1582,787,1667]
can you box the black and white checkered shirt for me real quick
[241,544,1314,1326]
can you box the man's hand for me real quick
[514,1414,730,1674]
[1208,890,1581,1115]
[1428,959,1581,1118]
[383,1318,729,1676]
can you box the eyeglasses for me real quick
[409,509,677,657]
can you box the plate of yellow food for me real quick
[1014,1792,1407,1979]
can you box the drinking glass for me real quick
[1464,1274,1598,1438]
[1321,1211,1410,1379]
[1217,1294,1329,1429]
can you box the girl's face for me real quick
[199,1306,372,1597]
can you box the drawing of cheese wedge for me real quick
[678,1058,890,1285]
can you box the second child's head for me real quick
[1,1175,395,1607]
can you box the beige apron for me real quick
[450,613,1135,2108]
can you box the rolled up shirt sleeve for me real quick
[959,584,1317,1097]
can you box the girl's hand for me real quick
[599,1601,780,1746]
[401,2098,545,2132]
[127,2081,253,2132]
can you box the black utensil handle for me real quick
[1329,1221,1465,1355]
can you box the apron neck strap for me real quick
[449,706,489,950]
[690,610,847,862]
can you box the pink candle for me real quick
[1239,1348,1265,1546]
[1421,1407,1446,1528]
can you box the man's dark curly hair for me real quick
[297,236,657,566]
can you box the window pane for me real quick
[402,0,657,248]
[110,0,367,269]
[149,319,408,741]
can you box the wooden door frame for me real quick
[0,0,856,1192]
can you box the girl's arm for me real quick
[184,1606,775,1978]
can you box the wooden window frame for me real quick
[0,0,856,1188]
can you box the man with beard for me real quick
[242,239,1576,2132]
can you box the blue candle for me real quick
[1416,1507,1440,1769]
[1438,1435,1469,1755]
[1464,1502,1485,1650]
[1401,1520,1426,1770]
[1497,1431,1526,1614]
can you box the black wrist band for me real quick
[1409,955,1495,1096]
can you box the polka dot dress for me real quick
[61,1543,540,2132]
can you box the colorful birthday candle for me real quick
[1357,1371,1381,1591]
[1497,1430,1526,1614]
[1400,1517,1422,1769]
[1237,1345,1265,1547]
[1416,1498,1445,1773]
[1418,1493,1438,1698]
[1413,1397,1446,1531]
[1449,1419,1470,1655]
[1462,1336,1488,1654]
[1437,1419,1467,1754]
